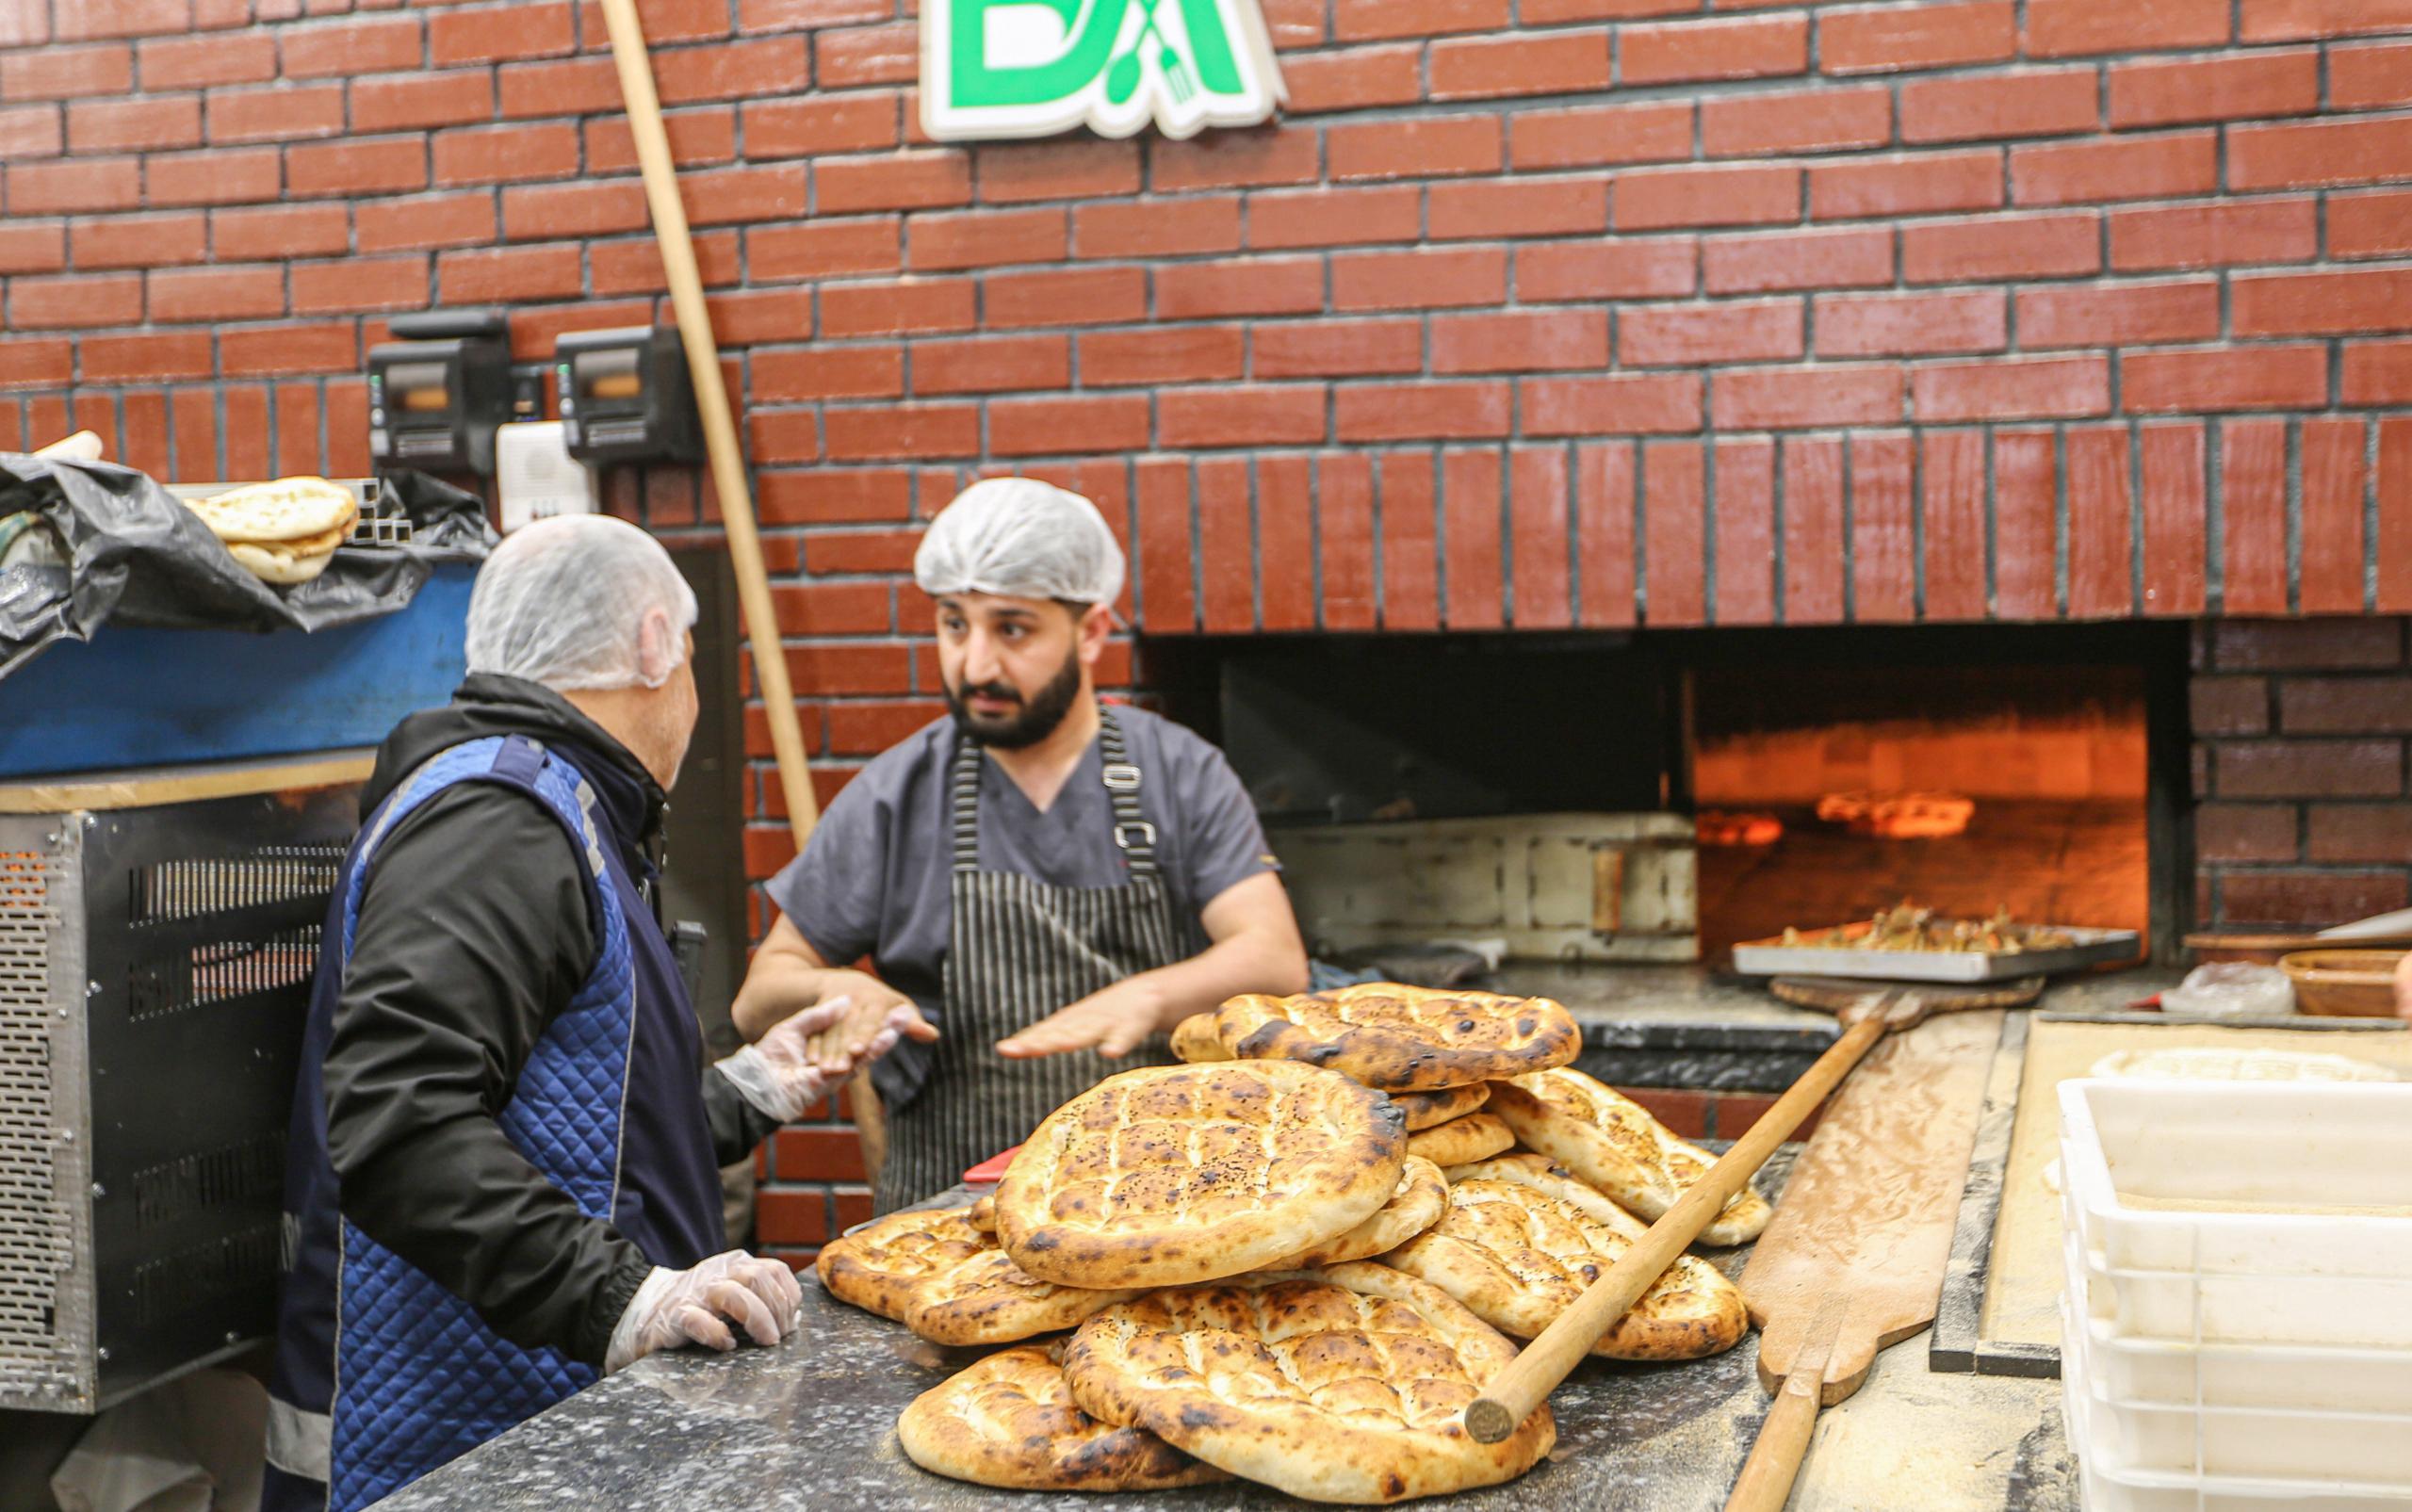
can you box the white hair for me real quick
[913,477,1125,608]
[464,514,697,691]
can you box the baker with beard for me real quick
[732,478,1310,1210]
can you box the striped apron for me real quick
[874,706,1188,1211]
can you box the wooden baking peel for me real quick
[1724,991,2008,1511]
[1464,981,2025,1451]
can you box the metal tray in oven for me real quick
[1731,925,2142,983]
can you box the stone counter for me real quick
[377,1157,2076,1512]
[1508,963,2181,1095]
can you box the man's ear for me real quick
[1077,602,1112,666]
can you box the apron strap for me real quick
[948,704,1160,878]
[1097,707,1159,876]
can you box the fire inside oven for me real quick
[1689,663,2150,961]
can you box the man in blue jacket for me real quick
[264,516,901,1512]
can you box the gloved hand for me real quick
[714,994,860,1123]
[605,1249,803,1374]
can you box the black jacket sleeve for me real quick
[701,1065,784,1170]
[322,782,652,1370]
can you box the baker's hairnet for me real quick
[464,514,697,691]
[913,478,1124,607]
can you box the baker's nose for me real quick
[961,626,1005,686]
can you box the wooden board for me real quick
[0,751,373,813]
[1742,1008,2004,1404]
[1979,1016,2412,1351]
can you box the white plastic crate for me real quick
[2059,1078,2412,1342]
[2064,1296,2412,1484]
[2060,1078,2412,1510]
[2064,1307,2412,1415]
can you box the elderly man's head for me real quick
[914,479,1122,750]
[465,514,700,787]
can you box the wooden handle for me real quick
[1726,1370,1822,1512]
[597,0,821,847]
[1463,1015,1886,1444]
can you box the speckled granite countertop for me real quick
[375,1156,2077,1512]
[1503,961,2182,1095]
[1509,962,2183,1039]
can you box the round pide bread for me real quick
[186,476,358,542]
[1277,1155,1448,1268]
[1063,1262,1555,1504]
[814,1206,990,1323]
[1393,1081,1491,1132]
[897,1342,1229,1492]
[1405,1111,1515,1167]
[996,1062,1408,1290]
[1169,1012,1231,1064]
[225,540,335,585]
[901,1248,1142,1347]
[1488,1068,1773,1245]
[1214,983,1580,1093]
[1387,1155,1749,1361]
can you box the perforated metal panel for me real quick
[0,822,92,1412]
[0,772,361,1414]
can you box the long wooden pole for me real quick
[597,0,820,845]
[1464,1014,1888,1444]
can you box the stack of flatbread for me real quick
[835,988,1779,1504]
[182,476,358,585]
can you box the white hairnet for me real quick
[464,514,697,691]
[913,477,1124,607]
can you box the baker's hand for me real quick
[805,969,937,1071]
[604,1250,802,1374]
[2395,951,2412,1021]
[715,995,862,1122]
[995,978,1166,1060]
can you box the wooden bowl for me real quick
[2278,949,2408,1016]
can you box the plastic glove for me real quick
[715,994,859,1123]
[604,1249,803,1374]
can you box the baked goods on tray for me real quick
[1405,1111,1514,1166]
[1488,1068,1773,1245]
[1778,902,2076,954]
[1063,1263,1555,1504]
[898,1342,1230,1492]
[1214,983,1580,1092]
[996,1061,1407,1289]
[1390,1154,1747,1361]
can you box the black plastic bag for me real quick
[0,457,492,681]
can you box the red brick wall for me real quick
[2193,617,2412,929]
[8,0,2412,1254]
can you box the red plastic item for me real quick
[961,1146,1020,1185]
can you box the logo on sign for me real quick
[921,0,1286,142]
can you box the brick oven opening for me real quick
[1148,621,2192,968]
[1689,661,2148,961]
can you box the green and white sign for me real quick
[921,0,1286,142]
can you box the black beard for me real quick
[945,650,1084,750]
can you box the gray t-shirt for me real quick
[766,705,1277,1105]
